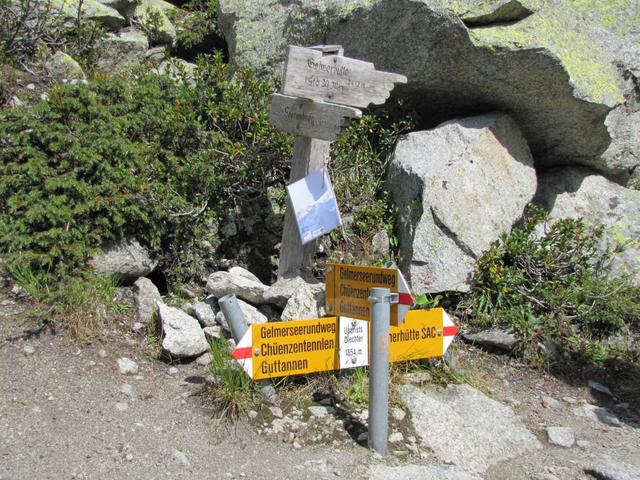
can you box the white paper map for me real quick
[287,169,342,244]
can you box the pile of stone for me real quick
[130,266,325,361]
[22,0,195,85]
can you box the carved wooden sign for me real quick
[269,93,362,142]
[272,45,407,279]
[281,45,407,108]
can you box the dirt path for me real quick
[0,291,369,480]
[1,287,639,480]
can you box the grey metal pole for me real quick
[218,294,248,343]
[368,287,391,456]
[218,294,277,403]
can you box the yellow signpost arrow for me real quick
[389,308,457,362]
[232,317,339,381]
[232,309,457,380]
[325,262,413,326]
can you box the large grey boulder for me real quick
[205,269,268,304]
[400,383,541,473]
[45,51,85,81]
[219,0,640,180]
[218,0,330,75]
[133,277,162,322]
[158,302,209,358]
[50,0,126,29]
[388,113,536,293]
[96,27,149,73]
[534,167,640,285]
[88,240,157,282]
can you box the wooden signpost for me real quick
[272,45,407,279]
[265,46,408,455]
[282,45,408,107]
[269,93,362,141]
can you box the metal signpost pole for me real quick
[368,287,393,456]
[218,294,249,342]
[219,294,277,402]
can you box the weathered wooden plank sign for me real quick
[269,93,362,142]
[273,45,406,279]
[281,45,407,108]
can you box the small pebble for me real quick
[115,402,129,412]
[168,367,179,375]
[541,395,561,409]
[269,407,283,418]
[120,384,137,398]
[172,449,189,466]
[23,345,35,355]
[117,358,138,375]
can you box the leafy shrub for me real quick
[171,0,220,51]
[0,52,292,286]
[0,0,105,72]
[458,205,640,364]
[329,107,414,257]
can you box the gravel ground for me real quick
[2,287,640,480]
[0,292,369,480]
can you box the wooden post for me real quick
[277,136,330,279]
[272,44,406,280]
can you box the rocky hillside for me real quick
[1,1,640,478]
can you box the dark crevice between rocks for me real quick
[430,207,477,260]
[147,269,168,295]
[174,34,229,63]
[462,1,534,28]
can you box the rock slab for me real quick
[399,383,541,473]
[158,302,209,358]
[535,167,640,285]
[584,458,640,480]
[89,239,157,283]
[461,326,517,352]
[206,269,268,304]
[369,464,483,480]
[133,277,161,322]
[388,113,536,293]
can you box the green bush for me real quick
[171,0,220,51]
[329,107,414,256]
[0,0,105,72]
[0,53,292,286]
[458,205,640,364]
